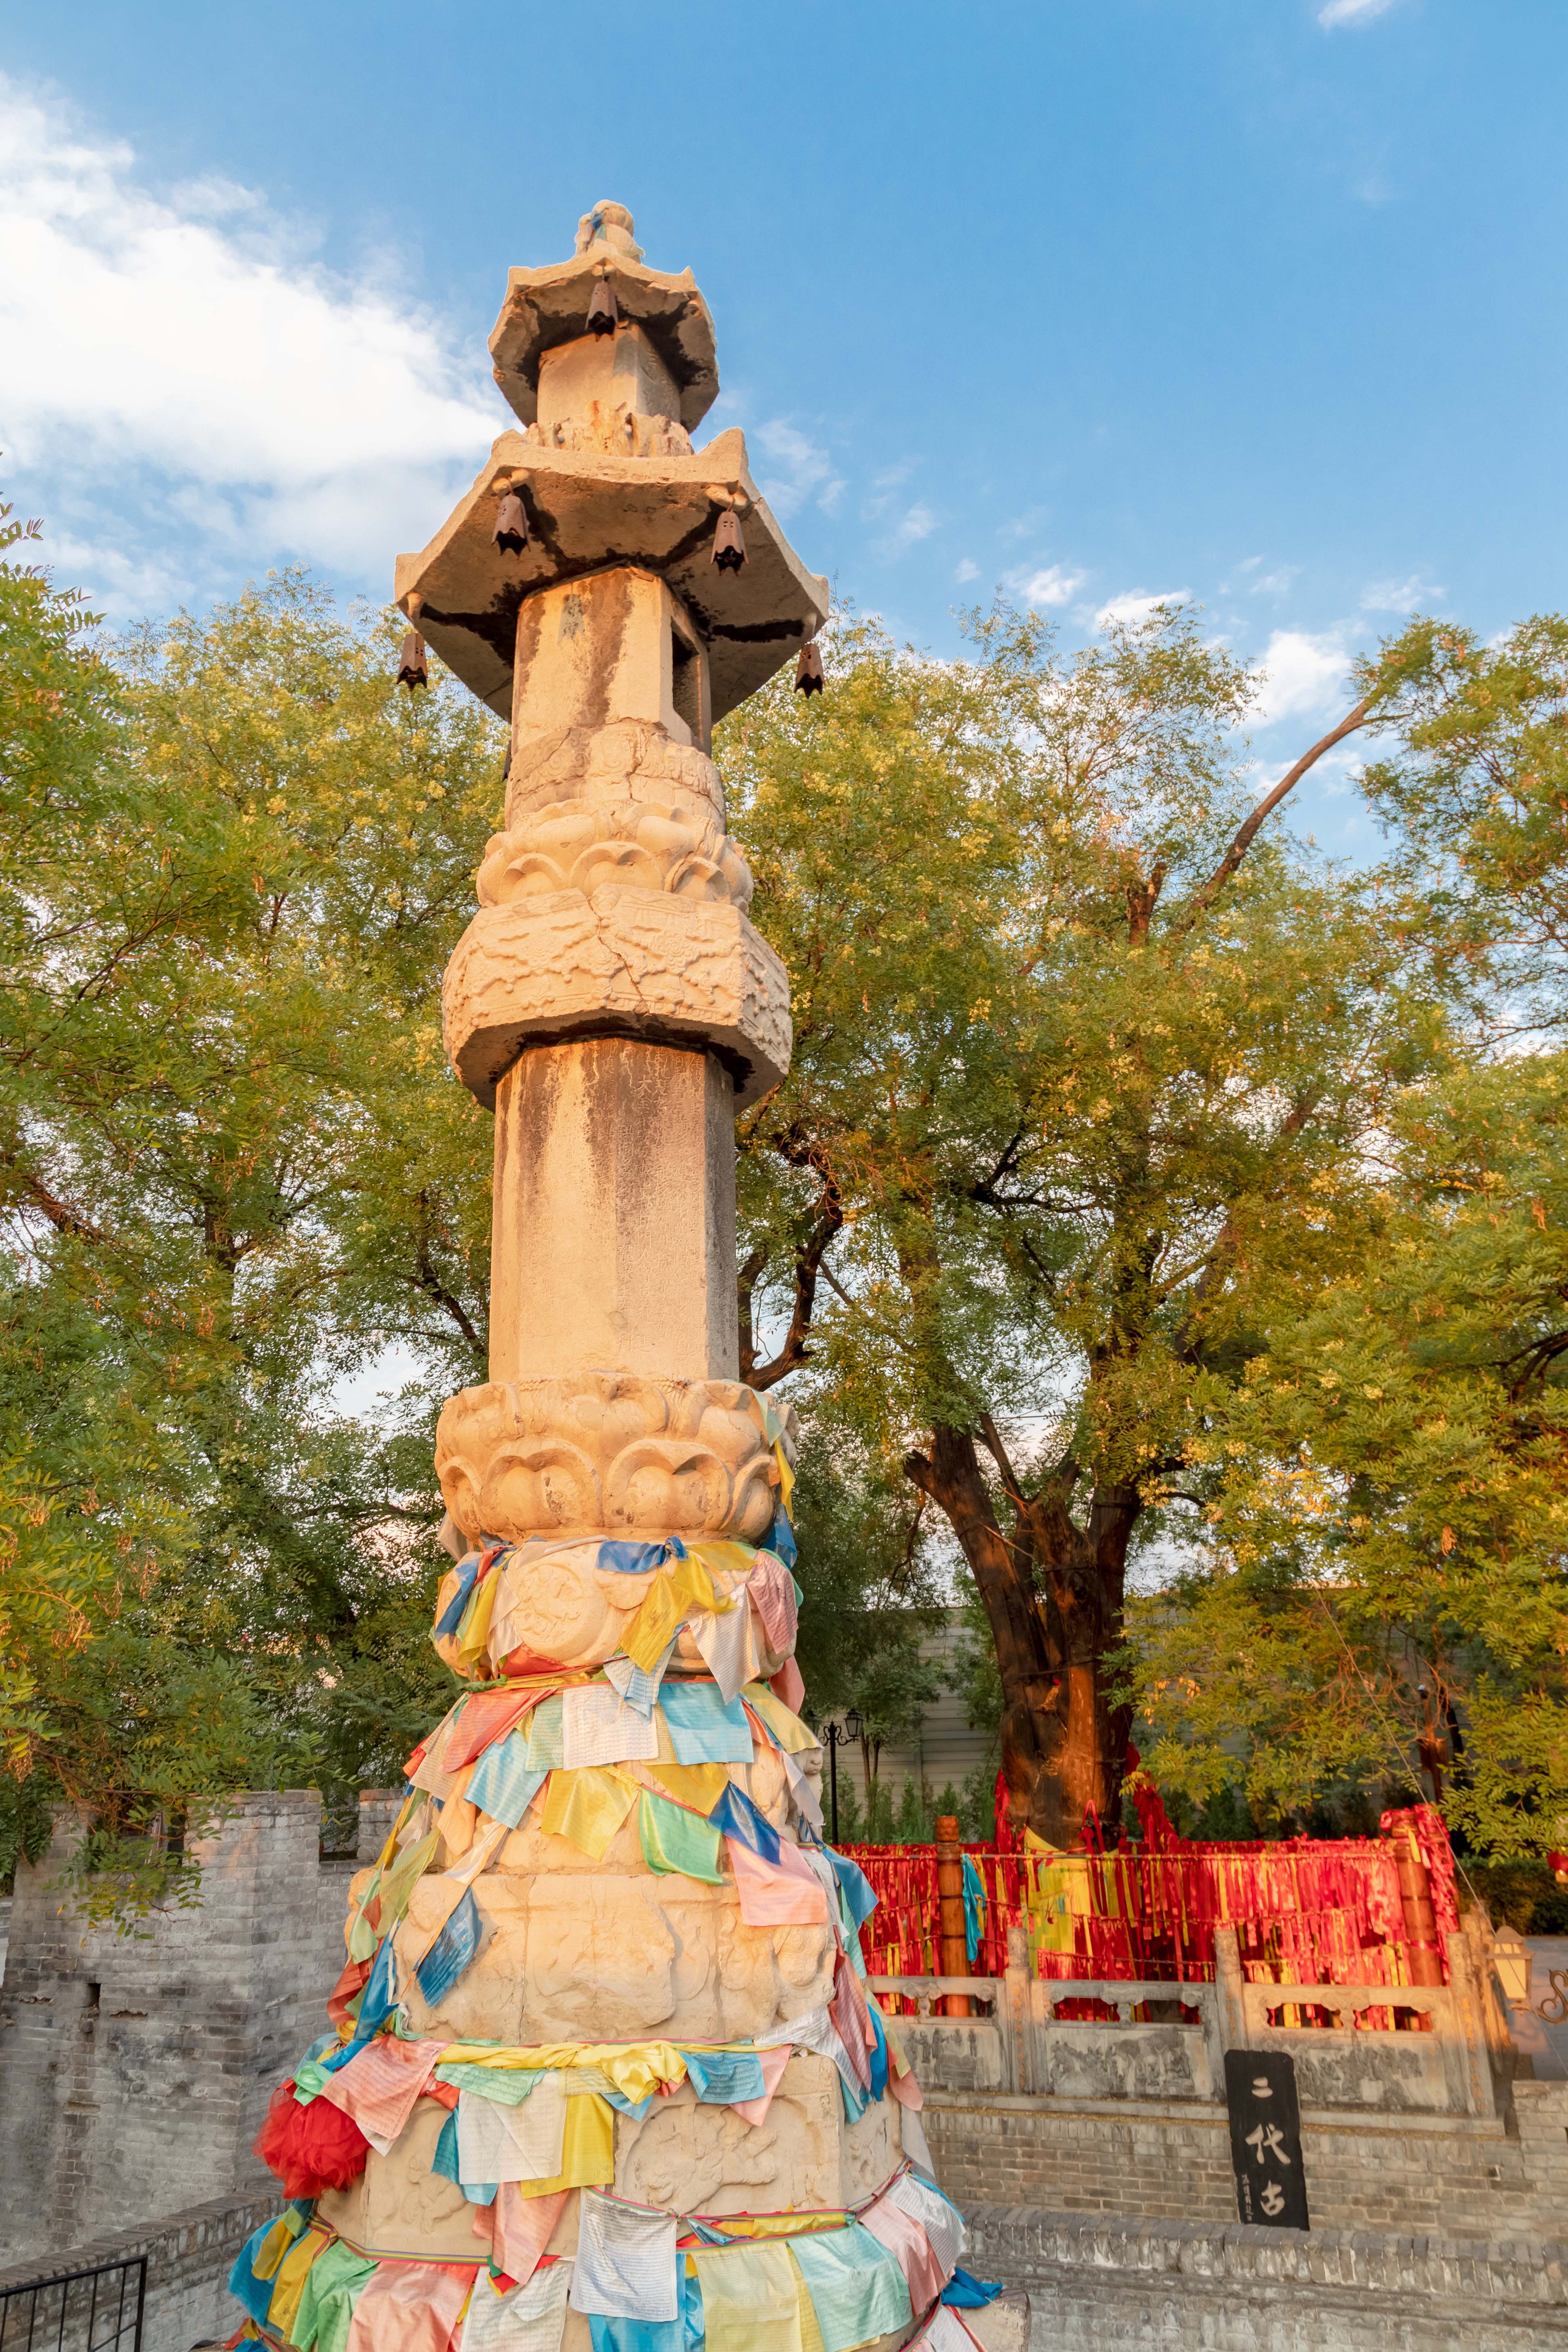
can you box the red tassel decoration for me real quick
[253,2077,372,2197]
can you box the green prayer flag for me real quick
[639,1788,724,1882]
[287,2238,377,2352]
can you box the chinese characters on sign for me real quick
[1223,2049,1309,2230]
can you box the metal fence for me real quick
[0,2261,146,2352]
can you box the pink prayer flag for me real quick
[344,2258,472,2352]
[858,2196,949,2313]
[321,2036,446,2151]
[886,2060,924,2111]
[731,2040,793,2126]
[445,1688,559,1773]
[728,1837,830,1926]
[770,1657,807,1714]
[493,2185,570,2286]
[748,1553,798,1653]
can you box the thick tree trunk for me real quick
[906,1424,1138,1847]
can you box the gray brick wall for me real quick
[965,2204,1568,2348]
[0,1794,361,2269]
[925,2079,1568,2242]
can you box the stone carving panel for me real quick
[396,1868,836,2049]
[443,888,790,1113]
[476,795,751,913]
[518,409,694,459]
[436,1372,796,1544]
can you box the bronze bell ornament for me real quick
[711,510,747,573]
[586,277,619,338]
[794,642,824,695]
[493,490,529,555]
[398,594,429,691]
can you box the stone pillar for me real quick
[293,209,935,2336]
[489,1037,738,1384]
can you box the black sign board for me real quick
[1223,2049,1309,2230]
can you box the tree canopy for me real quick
[7,479,1568,1878]
[723,602,1449,1843]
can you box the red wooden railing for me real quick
[843,1803,1459,1991]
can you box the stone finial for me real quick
[575,200,644,262]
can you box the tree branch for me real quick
[742,1162,845,1391]
[1176,699,1372,935]
[1,1148,103,1243]
[407,1236,484,1359]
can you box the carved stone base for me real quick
[435,1372,796,1545]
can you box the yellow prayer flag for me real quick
[457,1569,502,1673]
[540,1766,639,1860]
[250,2211,306,2284]
[692,2242,804,2352]
[687,1540,757,1586]
[742,1686,816,1754]
[265,2228,331,2339]
[640,1757,730,1816]
[787,2254,828,2352]
[509,2093,615,2198]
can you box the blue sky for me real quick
[2,0,1564,858]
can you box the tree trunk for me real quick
[906,1424,1138,1847]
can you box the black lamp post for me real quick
[820,1708,863,1845]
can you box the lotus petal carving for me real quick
[435,1371,797,1543]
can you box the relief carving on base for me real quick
[442,887,791,1113]
[476,794,752,913]
[435,1372,797,1544]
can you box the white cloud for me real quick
[955,557,980,584]
[0,74,501,605]
[889,502,936,551]
[1095,587,1189,630]
[1318,0,1399,25]
[1360,573,1443,612]
[753,419,844,518]
[1251,628,1351,725]
[1012,563,1084,610]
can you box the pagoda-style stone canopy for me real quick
[490,200,719,430]
[396,202,830,730]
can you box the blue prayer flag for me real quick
[598,1537,684,1575]
[415,1888,481,2007]
[432,2106,498,2206]
[434,1552,484,1639]
[682,2047,766,2105]
[961,1853,986,1964]
[943,2271,1003,2308]
[466,1733,547,1828]
[659,1681,755,1765]
[707,1781,782,1862]
[823,1847,878,1933]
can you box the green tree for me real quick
[1134,616,1568,1858]
[788,1419,947,1814]
[725,603,1439,1845]
[1134,1053,1568,1858]
[1,537,504,1860]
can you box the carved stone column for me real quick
[248,204,967,2352]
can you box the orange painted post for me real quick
[935,1815,972,2018]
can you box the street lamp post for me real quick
[819,1709,863,1845]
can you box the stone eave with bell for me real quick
[489,255,718,431]
[394,429,829,728]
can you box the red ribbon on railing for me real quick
[842,1803,1457,1989]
